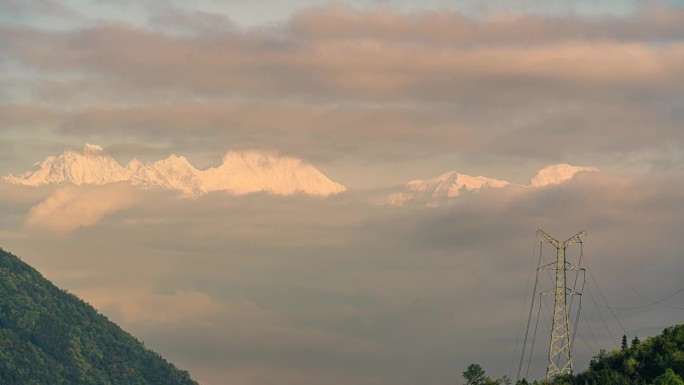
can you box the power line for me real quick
[525,293,544,380]
[582,253,629,337]
[570,273,586,352]
[516,235,543,382]
[584,284,619,346]
[589,260,684,310]
[583,289,684,311]
[510,233,540,378]
[580,302,601,352]
[575,329,597,359]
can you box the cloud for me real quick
[83,287,228,325]
[24,183,142,233]
[2,4,683,181]
[4,170,684,384]
[0,0,82,20]
[0,104,62,129]
[146,4,238,35]
[2,5,684,104]
[289,4,684,44]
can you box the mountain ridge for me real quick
[3,144,346,197]
[3,146,600,206]
[388,163,599,206]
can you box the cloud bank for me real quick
[1,2,684,385]
[3,169,684,385]
[2,3,684,187]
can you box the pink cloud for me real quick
[2,5,683,102]
[24,184,141,233]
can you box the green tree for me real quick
[652,369,684,385]
[463,364,487,385]
[622,335,629,351]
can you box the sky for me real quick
[2,0,684,384]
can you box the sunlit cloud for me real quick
[24,184,142,233]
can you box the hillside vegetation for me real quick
[0,248,197,385]
[546,325,684,385]
[465,325,684,385]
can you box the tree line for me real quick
[464,324,684,385]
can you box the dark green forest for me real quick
[0,247,197,385]
[464,325,684,385]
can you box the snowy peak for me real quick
[3,145,346,197]
[151,155,204,196]
[204,151,345,196]
[388,171,509,207]
[3,143,129,186]
[388,163,599,206]
[530,163,599,187]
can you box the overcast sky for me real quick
[2,1,684,384]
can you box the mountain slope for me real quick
[0,247,197,385]
[2,144,346,197]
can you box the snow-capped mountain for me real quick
[388,164,599,206]
[4,144,132,186]
[529,163,599,187]
[387,172,509,207]
[2,144,346,197]
[202,152,345,196]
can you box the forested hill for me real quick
[537,324,684,385]
[0,247,198,385]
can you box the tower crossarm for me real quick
[540,288,582,296]
[539,262,583,271]
[538,229,586,249]
[565,262,584,271]
[537,230,560,248]
[561,230,586,248]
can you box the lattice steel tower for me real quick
[537,230,585,379]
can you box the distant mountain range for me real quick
[2,144,599,206]
[2,144,346,197]
[388,164,599,206]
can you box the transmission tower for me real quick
[537,230,585,379]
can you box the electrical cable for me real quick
[516,235,543,382]
[567,241,584,321]
[582,253,629,337]
[566,240,585,365]
[587,262,684,310]
[575,329,597,358]
[582,290,684,311]
[510,233,540,378]
[580,302,601,352]
[570,272,586,353]
[584,284,619,346]
[525,293,544,380]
